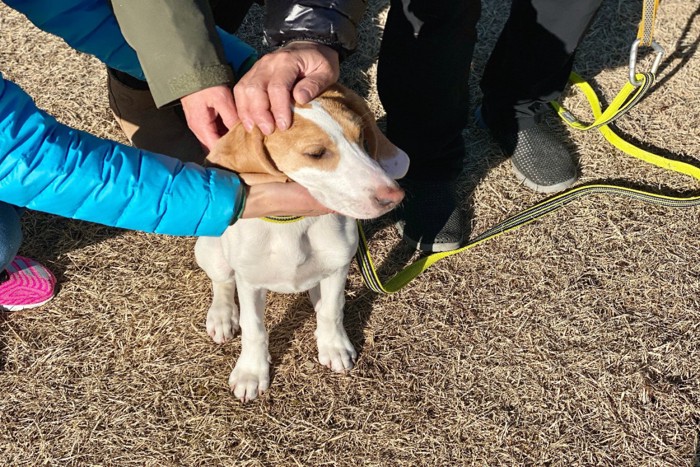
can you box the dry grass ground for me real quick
[1,0,699,465]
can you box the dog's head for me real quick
[206,83,409,219]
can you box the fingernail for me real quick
[243,119,253,132]
[260,122,274,135]
[276,118,288,131]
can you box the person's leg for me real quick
[209,0,260,34]
[0,203,23,273]
[378,0,481,252]
[0,204,56,312]
[107,69,206,163]
[479,0,603,192]
[107,0,257,163]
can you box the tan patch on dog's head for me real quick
[206,99,347,180]
[206,124,282,176]
[261,111,342,175]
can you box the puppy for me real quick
[195,84,409,402]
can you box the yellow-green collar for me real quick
[261,216,305,224]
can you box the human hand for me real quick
[239,182,333,219]
[233,41,339,135]
[181,84,239,152]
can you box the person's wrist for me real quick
[238,184,260,220]
[281,40,340,62]
[232,184,250,224]
[239,183,283,219]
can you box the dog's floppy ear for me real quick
[206,124,286,180]
[332,84,410,179]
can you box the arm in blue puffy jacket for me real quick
[1,0,257,90]
[0,74,245,237]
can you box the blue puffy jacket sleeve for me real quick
[2,0,257,82]
[0,75,245,236]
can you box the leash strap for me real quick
[638,0,660,47]
[553,72,653,130]
[355,72,700,294]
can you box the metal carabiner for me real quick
[628,38,665,86]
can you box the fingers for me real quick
[240,182,333,219]
[291,44,340,105]
[234,42,340,135]
[234,78,282,135]
[292,77,322,105]
[217,91,240,131]
[190,119,219,152]
[181,85,239,151]
[234,56,294,135]
[268,83,293,131]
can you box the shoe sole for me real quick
[1,296,53,312]
[395,221,462,253]
[511,161,577,194]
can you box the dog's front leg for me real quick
[310,265,357,372]
[195,237,239,344]
[229,279,270,402]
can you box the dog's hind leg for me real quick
[195,236,239,344]
[229,279,270,402]
[311,266,357,373]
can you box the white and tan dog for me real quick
[196,84,409,402]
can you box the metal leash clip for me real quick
[628,38,665,86]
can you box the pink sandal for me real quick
[0,256,56,312]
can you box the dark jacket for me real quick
[264,0,367,56]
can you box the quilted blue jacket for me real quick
[0,0,256,236]
[0,75,245,236]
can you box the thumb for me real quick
[292,76,328,104]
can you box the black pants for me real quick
[378,0,481,182]
[480,0,604,133]
[379,0,603,182]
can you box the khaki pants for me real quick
[105,0,259,164]
[107,69,205,164]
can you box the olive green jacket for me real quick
[111,0,366,108]
[111,0,235,107]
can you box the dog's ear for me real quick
[331,84,410,179]
[206,124,286,178]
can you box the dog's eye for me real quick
[361,128,376,155]
[361,135,370,153]
[304,148,327,160]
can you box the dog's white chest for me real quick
[221,215,358,293]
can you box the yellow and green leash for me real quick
[355,70,700,294]
[255,0,688,295]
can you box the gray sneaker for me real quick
[395,179,464,253]
[475,107,577,193]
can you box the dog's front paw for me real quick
[206,305,240,344]
[317,332,357,372]
[229,355,270,403]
